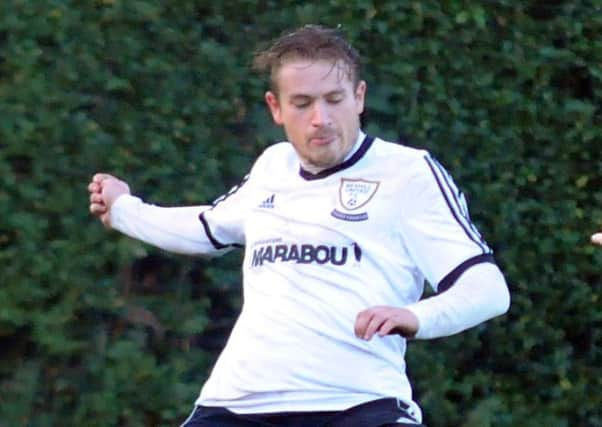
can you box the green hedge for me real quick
[1,1,600,426]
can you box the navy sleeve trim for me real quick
[198,212,229,250]
[437,253,496,294]
[211,174,249,207]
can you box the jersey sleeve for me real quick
[198,173,252,249]
[109,195,229,256]
[398,153,495,292]
[110,155,262,254]
[405,262,510,339]
[198,148,270,249]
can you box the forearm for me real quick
[109,194,229,256]
[405,262,510,339]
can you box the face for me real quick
[265,59,366,171]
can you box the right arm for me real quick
[88,173,233,256]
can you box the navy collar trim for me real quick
[299,135,375,181]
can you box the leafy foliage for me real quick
[1,1,600,426]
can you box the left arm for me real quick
[355,152,510,340]
[355,262,509,340]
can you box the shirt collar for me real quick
[299,131,374,181]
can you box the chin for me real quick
[313,155,341,170]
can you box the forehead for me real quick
[274,59,353,96]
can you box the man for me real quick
[89,25,510,427]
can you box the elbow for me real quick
[499,285,511,316]
[481,262,511,318]
[492,277,511,318]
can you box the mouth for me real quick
[309,135,336,146]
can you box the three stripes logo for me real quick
[424,154,490,254]
[258,194,275,209]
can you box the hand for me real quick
[88,173,130,228]
[593,232,602,246]
[354,306,419,340]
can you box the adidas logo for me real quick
[258,194,275,209]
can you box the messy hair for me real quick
[253,25,361,94]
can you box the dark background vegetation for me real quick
[1,1,600,426]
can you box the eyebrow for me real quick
[289,89,346,101]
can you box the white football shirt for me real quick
[189,132,494,418]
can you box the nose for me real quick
[311,101,331,127]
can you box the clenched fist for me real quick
[88,173,130,228]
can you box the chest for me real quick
[244,173,402,247]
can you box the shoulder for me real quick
[367,137,435,180]
[259,141,296,160]
[366,137,464,202]
[248,141,297,178]
[258,141,297,169]
[370,137,428,164]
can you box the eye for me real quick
[326,94,344,104]
[291,97,312,109]
[293,101,311,109]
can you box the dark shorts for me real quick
[180,397,425,427]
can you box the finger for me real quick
[88,182,101,193]
[90,203,107,213]
[377,319,398,337]
[93,173,113,184]
[592,233,602,246]
[89,193,105,204]
[90,203,107,215]
[363,314,386,340]
[354,310,372,338]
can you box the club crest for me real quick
[331,178,379,222]
[338,178,380,211]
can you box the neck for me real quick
[299,130,365,174]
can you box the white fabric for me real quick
[110,196,226,256]
[108,132,509,420]
[405,262,509,339]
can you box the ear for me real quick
[354,80,367,115]
[265,91,283,125]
